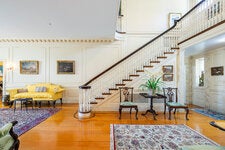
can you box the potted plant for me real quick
[140,72,164,95]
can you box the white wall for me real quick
[124,0,188,33]
[0,41,122,103]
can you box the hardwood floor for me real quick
[1,103,225,149]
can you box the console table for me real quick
[139,93,166,120]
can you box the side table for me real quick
[14,98,33,112]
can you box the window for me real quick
[195,57,204,87]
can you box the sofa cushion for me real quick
[14,92,54,99]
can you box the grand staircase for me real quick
[78,0,225,118]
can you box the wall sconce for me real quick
[5,62,15,71]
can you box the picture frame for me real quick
[211,66,224,76]
[162,65,173,74]
[0,65,3,76]
[57,60,75,74]
[20,60,39,74]
[163,74,173,81]
[168,13,182,27]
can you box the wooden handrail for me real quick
[82,25,176,86]
[81,0,208,87]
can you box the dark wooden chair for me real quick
[163,87,189,120]
[119,87,138,120]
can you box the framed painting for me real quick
[57,60,75,74]
[211,66,224,76]
[168,13,182,27]
[20,60,39,74]
[163,74,173,81]
[162,65,173,74]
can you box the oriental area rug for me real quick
[193,108,225,120]
[0,108,60,136]
[110,124,219,150]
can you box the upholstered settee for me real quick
[0,121,20,150]
[7,83,64,107]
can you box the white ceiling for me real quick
[185,33,225,56]
[0,0,120,39]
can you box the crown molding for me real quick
[0,38,115,43]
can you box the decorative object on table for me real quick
[168,13,182,27]
[0,121,20,150]
[140,71,164,95]
[20,60,39,74]
[162,65,173,74]
[0,108,61,136]
[199,71,204,86]
[211,66,223,76]
[110,124,219,150]
[193,108,225,120]
[57,60,75,74]
[119,87,138,120]
[163,87,189,120]
[163,74,173,81]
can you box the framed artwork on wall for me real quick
[57,60,75,74]
[211,66,224,76]
[163,74,173,81]
[162,65,173,74]
[20,60,39,74]
[168,13,182,27]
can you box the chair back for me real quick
[163,87,178,103]
[119,87,133,102]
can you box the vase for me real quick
[150,89,156,96]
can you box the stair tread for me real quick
[102,93,111,95]
[136,70,144,72]
[95,97,104,100]
[129,74,140,77]
[109,88,118,90]
[150,61,160,63]
[171,47,179,50]
[143,65,153,68]
[164,52,174,54]
[115,83,126,86]
[157,56,167,59]
[122,79,132,81]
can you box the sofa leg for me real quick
[60,98,63,106]
[53,101,56,108]
[38,101,42,108]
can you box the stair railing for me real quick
[78,0,225,118]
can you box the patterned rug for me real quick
[110,124,219,150]
[193,108,225,120]
[0,108,60,136]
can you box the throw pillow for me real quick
[17,89,28,93]
[35,86,47,92]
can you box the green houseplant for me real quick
[140,72,164,95]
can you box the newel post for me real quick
[78,85,93,119]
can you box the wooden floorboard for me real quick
[1,103,225,149]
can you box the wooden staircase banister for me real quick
[82,26,177,87]
[82,1,208,87]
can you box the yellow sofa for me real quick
[7,83,64,108]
